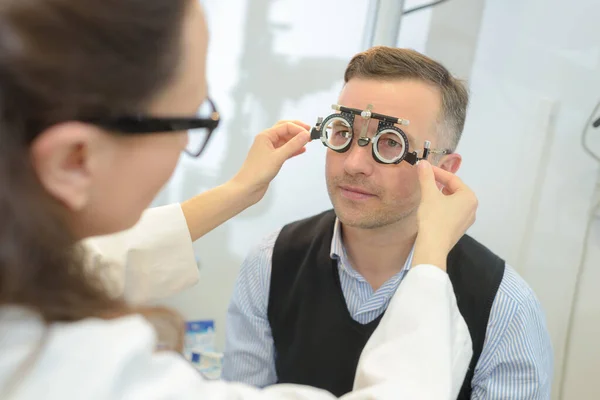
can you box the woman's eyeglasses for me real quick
[81,98,220,157]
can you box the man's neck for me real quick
[341,217,417,291]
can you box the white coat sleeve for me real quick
[110,264,472,400]
[81,203,199,304]
[353,264,472,399]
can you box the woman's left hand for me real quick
[413,160,478,270]
[230,120,311,204]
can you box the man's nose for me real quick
[343,139,375,176]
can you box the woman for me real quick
[0,0,478,399]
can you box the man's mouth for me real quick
[338,185,376,201]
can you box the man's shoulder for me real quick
[271,209,336,252]
[236,210,337,300]
[476,264,552,378]
[247,209,335,256]
[484,264,548,347]
[455,235,537,305]
[495,264,542,307]
[454,234,505,264]
[448,235,506,301]
[241,228,281,270]
[246,210,335,266]
[451,236,542,310]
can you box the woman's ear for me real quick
[30,122,99,211]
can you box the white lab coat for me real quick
[0,204,472,399]
[82,204,200,304]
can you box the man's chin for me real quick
[333,206,383,230]
[333,203,417,230]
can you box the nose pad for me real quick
[343,136,374,175]
[357,137,371,147]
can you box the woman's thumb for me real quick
[417,160,438,197]
[276,130,310,161]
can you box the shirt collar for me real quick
[329,217,415,274]
[330,217,344,260]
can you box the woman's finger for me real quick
[274,129,310,162]
[431,165,466,194]
[264,122,309,145]
[417,161,440,198]
[274,120,312,131]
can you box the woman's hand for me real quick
[180,120,311,241]
[230,120,311,204]
[412,160,478,271]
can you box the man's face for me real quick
[325,78,447,229]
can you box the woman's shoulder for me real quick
[51,312,156,351]
[0,308,203,399]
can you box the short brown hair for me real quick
[344,46,469,151]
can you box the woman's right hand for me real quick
[181,120,311,242]
[412,160,479,271]
[230,120,311,205]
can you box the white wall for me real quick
[460,1,600,398]
[425,0,486,81]
[153,0,600,398]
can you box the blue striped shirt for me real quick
[222,219,553,399]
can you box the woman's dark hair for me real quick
[0,0,190,340]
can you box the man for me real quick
[222,47,553,399]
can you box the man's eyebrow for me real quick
[331,119,348,126]
[333,104,409,126]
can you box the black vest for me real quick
[268,210,505,399]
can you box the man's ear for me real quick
[30,122,100,211]
[433,153,462,191]
[437,152,462,174]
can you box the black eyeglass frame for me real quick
[80,98,220,157]
[310,104,452,165]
